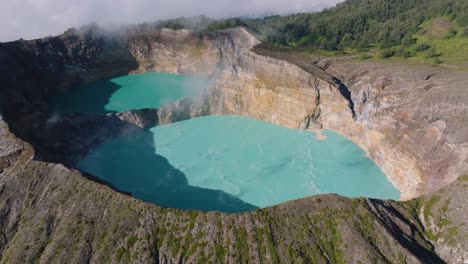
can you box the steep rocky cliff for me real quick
[213,41,468,200]
[326,62,468,198]
[0,26,466,263]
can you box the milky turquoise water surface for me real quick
[50,72,206,114]
[51,72,399,213]
[77,115,400,213]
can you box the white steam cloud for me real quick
[0,0,344,42]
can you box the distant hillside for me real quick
[246,0,466,48]
[207,0,468,63]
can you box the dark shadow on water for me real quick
[49,78,122,115]
[78,126,258,213]
[48,75,257,213]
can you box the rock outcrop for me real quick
[326,62,468,198]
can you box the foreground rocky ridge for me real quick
[0,26,467,262]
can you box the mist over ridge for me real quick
[0,0,344,42]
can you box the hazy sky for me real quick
[0,0,344,42]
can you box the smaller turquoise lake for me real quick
[50,72,207,114]
[51,72,399,213]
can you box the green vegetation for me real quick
[115,247,126,261]
[137,0,468,63]
[247,0,466,49]
[234,227,250,263]
[214,244,226,261]
[207,18,246,31]
[423,195,442,221]
[409,190,463,248]
[459,175,468,181]
[139,15,214,31]
[208,0,468,63]
[126,235,138,248]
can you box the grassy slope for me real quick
[248,16,468,70]
[392,17,468,64]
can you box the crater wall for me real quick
[0,26,467,263]
[1,26,466,199]
[202,30,468,199]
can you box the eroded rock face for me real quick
[126,28,219,75]
[325,62,468,199]
[204,33,468,200]
[210,51,323,129]
[0,114,30,173]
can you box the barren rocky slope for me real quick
[0,26,466,263]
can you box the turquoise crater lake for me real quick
[51,72,399,213]
[50,72,207,114]
[77,115,400,213]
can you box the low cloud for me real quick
[0,0,343,42]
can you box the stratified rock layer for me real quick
[209,37,468,199]
[327,62,468,198]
